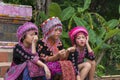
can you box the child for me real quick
[37,17,76,80]
[67,26,96,80]
[4,22,51,80]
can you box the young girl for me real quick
[37,17,76,80]
[4,22,51,80]
[67,26,96,80]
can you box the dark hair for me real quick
[20,28,38,43]
[20,35,26,43]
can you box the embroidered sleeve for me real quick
[36,40,52,56]
[85,48,95,60]
[13,44,39,64]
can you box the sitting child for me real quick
[4,22,51,80]
[37,17,76,80]
[66,26,96,80]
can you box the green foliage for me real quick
[106,19,119,30]
[34,11,48,24]
[77,0,91,13]
[109,34,120,63]
[60,7,75,21]
[83,0,91,10]
[73,16,89,29]
[48,3,62,17]
[104,29,120,41]
[96,64,105,77]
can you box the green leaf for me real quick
[61,31,69,38]
[97,64,105,70]
[99,27,106,39]
[73,16,89,29]
[62,39,70,49]
[83,0,91,10]
[87,13,94,29]
[101,43,111,49]
[91,12,106,27]
[48,3,61,17]
[96,36,103,45]
[89,29,96,45]
[106,19,119,30]
[77,0,91,13]
[104,29,120,41]
[60,7,75,21]
[77,7,85,13]
[68,17,73,30]
[39,11,48,21]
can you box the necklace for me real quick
[43,38,59,54]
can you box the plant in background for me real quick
[96,64,105,77]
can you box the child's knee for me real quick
[91,60,96,67]
[88,60,96,67]
[84,62,91,69]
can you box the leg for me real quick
[78,62,91,80]
[76,75,81,80]
[88,60,96,80]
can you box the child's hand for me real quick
[41,56,48,62]
[43,65,51,79]
[86,35,89,45]
[32,35,38,44]
[67,46,76,53]
[32,35,38,54]
[58,49,66,59]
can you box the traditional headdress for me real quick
[68,26,88,45]
[17,22,38,43]
[40,16,62,39]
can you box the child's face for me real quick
[50,27,62,40]
[75,32,86,47]
[24,30,37,45]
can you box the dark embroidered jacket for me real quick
[36,40,95,75]
[12,44,45,79]
[68,48,95,75]
[13,44,37,64]
[36,40,63,57]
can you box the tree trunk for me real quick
[45,0,51,14]
[96,51,105,65]
[96,39,112,65]
[36,0,51,14]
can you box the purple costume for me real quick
[4,22,45,80]
[37,17,76,80]
[68,26,95,75]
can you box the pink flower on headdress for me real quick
[68,26,88,45]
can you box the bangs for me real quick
[75,31,87,38]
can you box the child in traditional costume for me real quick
[37,17,76,80]
[67,26,96,80]
[5,22,51,80]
